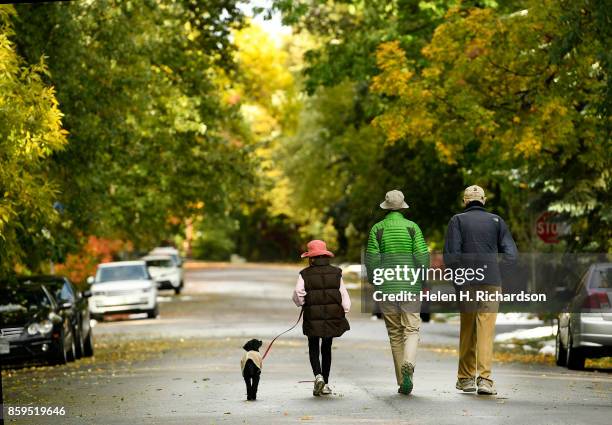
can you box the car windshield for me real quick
[26,279,69,300]
[591,267,612,289]
[147,259,173,268]
[97,265,148,283]
[152,251,180,265]
[0,287,51,311]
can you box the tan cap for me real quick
[463,185,486,204]
[380,190,409,210]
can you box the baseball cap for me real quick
[463,185,486,204]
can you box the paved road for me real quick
[2,264,611,424]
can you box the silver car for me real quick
[556,263,612,369]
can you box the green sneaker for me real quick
[456,378,477,392]
[399,362,414,395]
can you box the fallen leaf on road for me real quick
[300,416,313,421]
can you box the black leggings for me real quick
[308,336,333,383]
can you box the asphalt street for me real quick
[2,264,611,425]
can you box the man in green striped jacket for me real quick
[366,190,429,395]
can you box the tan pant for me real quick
[380,302,421,385]
[457,285,500,382]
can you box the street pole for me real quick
[1,356,4,425]
[529,195,536,294]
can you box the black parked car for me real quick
[20,276,94,359]
[0,283,76,365]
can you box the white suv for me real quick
[88,261,158,320]
[143,254,184,294]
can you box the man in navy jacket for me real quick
[444,185,517,395]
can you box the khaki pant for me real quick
[380,302,421,385]
[457,285,500,382]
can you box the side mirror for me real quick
[86,276,95,285]
[82,290,92,298]
[60,301,73,310]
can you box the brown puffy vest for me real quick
[300,257,350,338]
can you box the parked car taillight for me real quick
[583,291,611,309]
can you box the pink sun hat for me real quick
[301,240,334,258]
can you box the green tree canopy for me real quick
[12,0,254,254]
[0,6,68,275]
[371,0,611,251]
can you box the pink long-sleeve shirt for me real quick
[292,275,351,313]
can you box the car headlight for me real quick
[38,320,53,334]
[27,323,40,335]
[27,320,54,335]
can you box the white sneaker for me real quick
[477,377,497,395]
[313,374,325,396]
[321,384,332,395]
[456,378,477,392]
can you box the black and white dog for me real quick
[241,339,263,401]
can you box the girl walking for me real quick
[292,240,351,396]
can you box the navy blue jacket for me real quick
[443,205,518,286]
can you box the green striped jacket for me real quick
[365,211,429,294]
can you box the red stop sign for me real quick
[536,212,559,244]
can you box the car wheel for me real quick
[147,305,159,319]
[83,330,94,357]
[555,329,567,367]
[174,285,182,295]
[566,330,585,370]
[67,332,77,362]
[51,337,68,365]
[74,325,85,359]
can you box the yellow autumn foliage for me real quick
[371,40,413,97]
